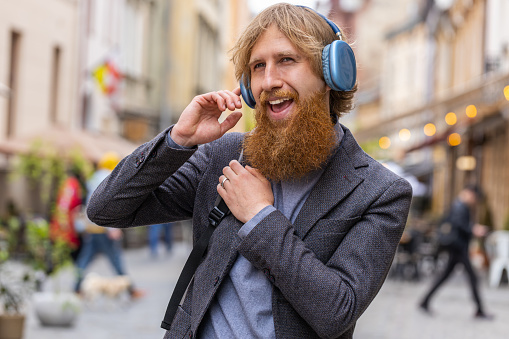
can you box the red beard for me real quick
[243,90,337,181]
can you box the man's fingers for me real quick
[223,165,237,179]
[246,166,270,185]
[229,160,247,175]
[210,92,227,111]
[220,112,242,134]
[219,89,242,110]
[246,165,265,180]
[213,90,242,111]
[217,183,226,198]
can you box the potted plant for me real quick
[24,217,81,327]
[0,217,35,339]
[6,143,93,327]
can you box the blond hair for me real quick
[230,3,357,118]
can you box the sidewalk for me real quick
[23,243,509,339]
[24,242,192,339]
[356,272,509,339]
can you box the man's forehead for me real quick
[249,26,301,62]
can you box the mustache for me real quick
[259,89,299,105]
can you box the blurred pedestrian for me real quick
[419,185,493,319]
[49,173,84,262]
[74,152,144,300]
[148,222,173,258]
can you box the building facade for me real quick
[0,0,252,216]
[163,0,251,133]
[0,0,81,215]
[352,0,509,228]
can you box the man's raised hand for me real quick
[171,88,243,147]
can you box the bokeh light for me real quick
[448,133,461,146]
[379,136,391,149]
[505,86,509,101]
[456,156,476,171]
[445,112,457,125]
[466,105,477,118]
[399,129,411,141]
[423,123,436,136]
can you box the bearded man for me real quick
[87,4,412,339]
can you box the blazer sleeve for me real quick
[237,177,412,338]
[86,128,208,228]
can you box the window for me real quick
[6,31,21,138]
[49,46,61,124]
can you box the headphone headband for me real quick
[297,6,343,40]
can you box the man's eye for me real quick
[253,63,265,70]
[281,57,294,63]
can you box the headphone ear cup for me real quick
[322,40,356,92]
[239,76,256,109]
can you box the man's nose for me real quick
[261,64,283,92]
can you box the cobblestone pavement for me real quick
[23,243,509,339]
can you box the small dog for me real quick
[81,272,132,308]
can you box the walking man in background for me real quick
[419,185,493,319]
[87,4,412,338]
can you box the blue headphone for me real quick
[239,6,357,109]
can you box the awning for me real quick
[0,125,139,163]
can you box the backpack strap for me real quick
[160,195,230,330]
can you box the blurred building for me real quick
[0,0,83,215]
[351,0,509,228]
[0,0,80,140]
[79,0,164,142]
[0,0,251,216]
[80,0,251,141]
[162,0,252,133]
[320,0,417,131]
[224,0,254,132]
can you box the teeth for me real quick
[269,98,290,105]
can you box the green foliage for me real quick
[25,218,73,276]
[1,141,92,314]
[9,140,93,216]
[0,219,35,314]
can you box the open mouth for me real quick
[268,97,294,119]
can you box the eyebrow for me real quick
[249,50,302,67]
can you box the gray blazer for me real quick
[87,124,412,339]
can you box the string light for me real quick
[448,133,461,146]
[445,112,457,125]
[399,129,411,141]
[379,136,391,149]
[466,105,477,118]
[423,123,436,136]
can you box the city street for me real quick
[24,241,509,339]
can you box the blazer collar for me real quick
[293,125,369,239]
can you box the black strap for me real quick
[161,195,230,330]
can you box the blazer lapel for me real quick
[293,127,368,239]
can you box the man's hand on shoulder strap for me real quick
[217,160,274,224]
